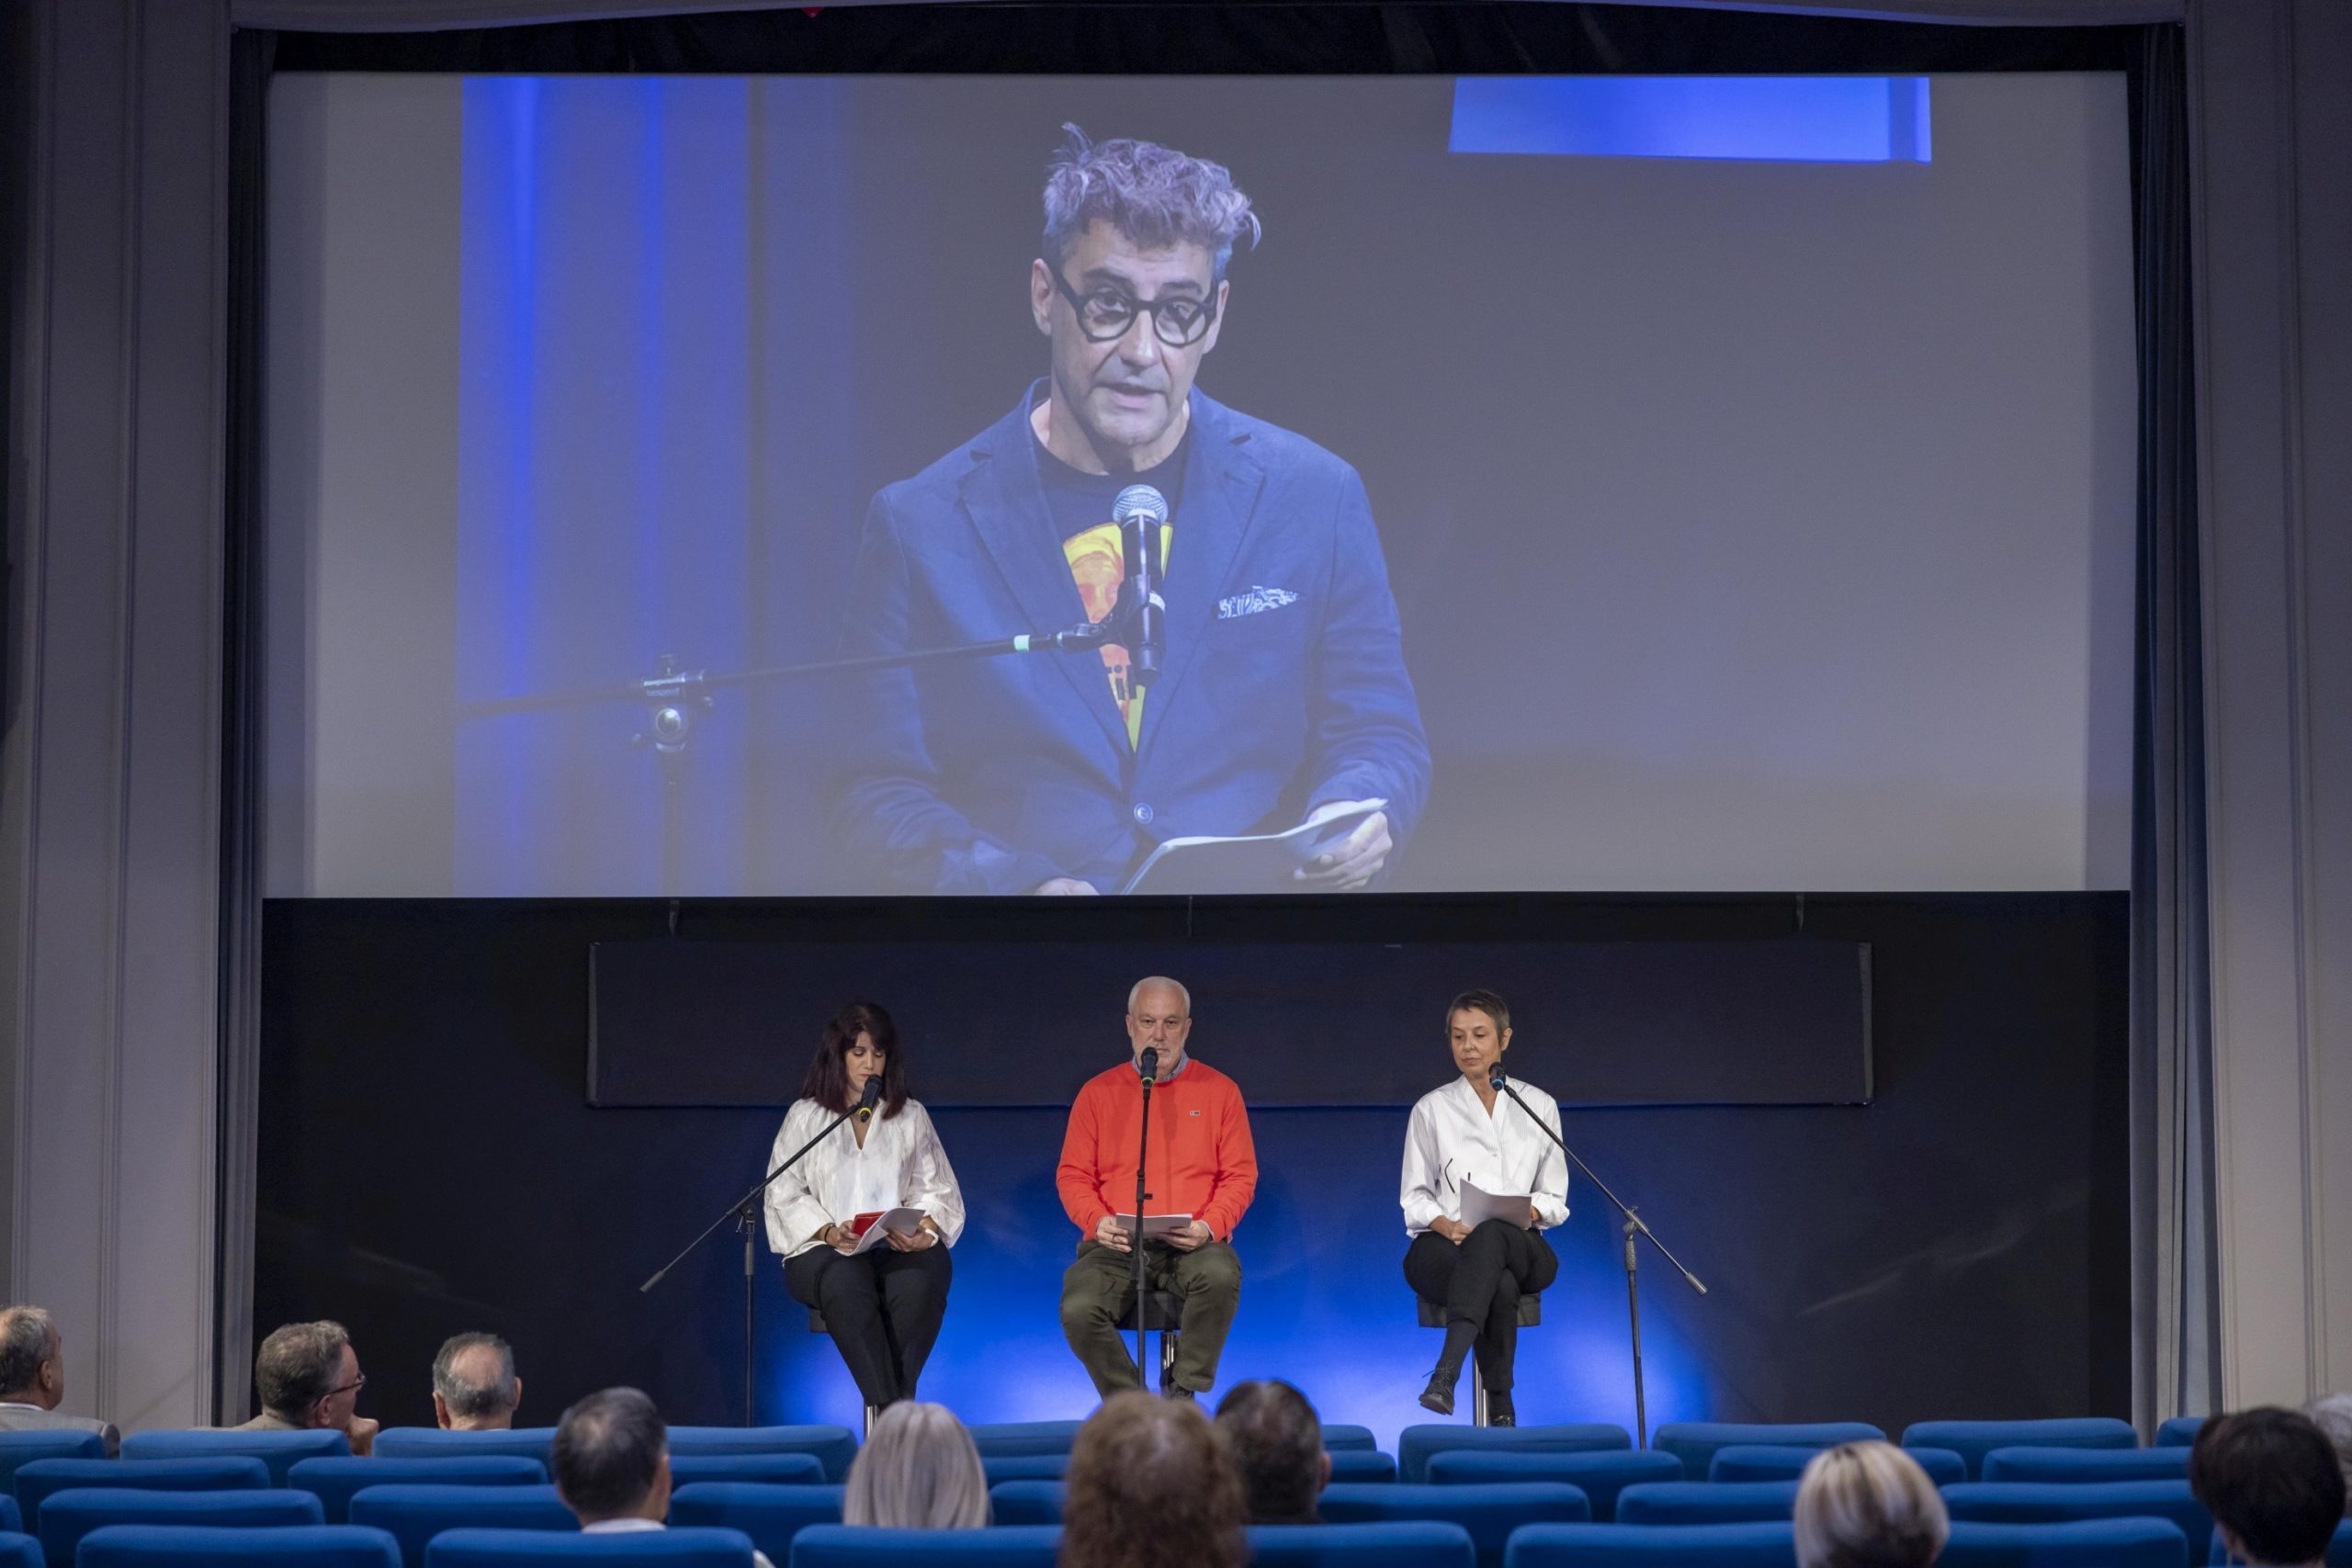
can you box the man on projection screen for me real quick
[831,127,1430,896]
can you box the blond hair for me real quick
[1796,1441,1950,1568]
[842,1402,989,1529]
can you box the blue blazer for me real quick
[831,384,1430,895]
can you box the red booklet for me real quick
[848,1212,885,1238]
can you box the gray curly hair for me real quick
[1043,124,1261,282]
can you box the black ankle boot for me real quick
[1486,1389,1516,1427]
[1419,1364,1459,1416]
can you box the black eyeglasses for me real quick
[1051,267,1218,348]
[323,1373,367,1400]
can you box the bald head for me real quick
[1125,976,1193,1069]
[433,1333,521,1429]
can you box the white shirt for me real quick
[584,1516,774,1568]
[761,1096,967,1259]
[1399,1076,1571,1236]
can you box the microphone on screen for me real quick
[1140,1047,1160,1088]
[1489,1063,1508,1091]
[1111,484,1168,691]
[854,1077,883,1122]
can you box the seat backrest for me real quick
[667,1482,844,1560]
[1322,1426,1379,1453]
[965,1422,1084,1460]
[1707,1445,1965,1487]
[2329,1518,2352,1568]
[782,1523,1063,1566]
[1982,1448,2191,1484]
[1328,1451,1398,1484]
[422,1526,756,1566]
[75,1522,403,1568]
[1498,1519,1799,1568]
[985,1480,1064,1527]
[291,1457,550,1523]
[2154,1418,2204,1450]
[38,1484,322,1565]
[667,1454,826,1489]
[1939,1518,2189,1568]
[1424,1449,1679,1523]
[1651,1423,1884,1483]
[1317,1481,1589,1565]
[1942,1481,2213,1551]
[14,1456,271,1531]
[662,1427,857,1482]
[0,1428,107,1498]
[348,1482,578,1568]
[374,1430,560,1467]
[122,1428,353,1483]
[1247,1520,1476,1568]
[980,1453,1068,1486]
[1396,1424,1632,1484]
[1902,1420,2139,1481]
[0,1529,34,1568]
[0,1496,14,1534]
[1616,1481,1801,1526]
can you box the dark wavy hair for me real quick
[800,1002,909,1120]
[1062,1392,1246,1568]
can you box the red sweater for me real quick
[1057,1058,1259,1241]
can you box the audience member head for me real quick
[254,1320,364,1431]
[432,1332,522,1430]
[0,1305,64,1409]
[1213,1380,1328,1525]
[842,1401,989,1529]
[2305,1394,2352,1513]
[1796,1441,1950,1568]
[1062,1391,1245,1568]
[2191,1406,2348,1565]
[553,1387,672,1526]
[802,1002,907,1120]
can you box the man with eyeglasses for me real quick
[832,126,1430,896]
[233,1319,379,1454]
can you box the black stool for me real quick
[806,1309,880,1437]
[1114,1289,1186,1394]
[1415,1292,1542,1427]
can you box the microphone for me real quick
[1111,484,1168,690]
[1489,1063,1508,1091]
[854,1077,883,1122]
[1139,1047,1160,1088]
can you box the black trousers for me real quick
[1403,1221,1559,1392]
[784,1242,952,1408]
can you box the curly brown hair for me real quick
[1060,1393,1246,1568]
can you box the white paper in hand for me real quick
[1110,1213,1195,1239]
[848,1207,926,1255]
[1459,1179,1531,1230]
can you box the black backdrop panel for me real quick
[589,938,1871,1107]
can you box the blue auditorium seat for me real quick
[292,1456,548,1522]
[670,1455,827,1488]
[665,1428,857,1482]
[1328,1451,1397,1484]
[1397,1424,1631,1484]
[424,1528,756,1565]
[0,1497,13,1534]
[965,1422,1082,1460]
[1322,1427,1379,1454]
[668,1483,842,1560]
[77,1522,403,1567]
[349,1481,578,1568]
[1904,1421,2139,1481]
[1983,1449,2191,1484]
[122,1427,352,1483]
[1616,1481,1800,1525]
[40,1485,322,1566]
[375,1429,560,1466]
[1942,1482,2212,1554]
[1250,1521,1476,1568]
[1940,1518,2189,1568]
[980,1453,1067,1486]
[785,1523,1061,1565]
[0,1428,107,1497]
[15,1456,269,1532]
[1708,1445,1966,1486]
[1317,1482,1589,1568]
[2154,1418,2203,1450]
[2326,1519,2352,1568]
[0,1530,33,1568]
[1425,1450,1680,1522]
[1500,1519,1796,1568]
[1651,1422,1883,1482]
[986,1480,1063,1527]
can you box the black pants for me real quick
[784,1242,952,1408]
[1404,1221,1559,1392]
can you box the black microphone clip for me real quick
[854,1077,883,1122]
[1139,1047,1160,1088]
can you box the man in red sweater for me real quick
[1057,976,1259,1400]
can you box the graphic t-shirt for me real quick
[1036,430,1187,749]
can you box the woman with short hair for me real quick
[842,1401,989,1529]
[1795,1441,1950,1568]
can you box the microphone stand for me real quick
[1132,1053,1157,1383]
[639,1088,876,1426]
[1493,1072,1705,1449]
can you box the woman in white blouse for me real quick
[764,1003,966,1411]
[1399,987,1569,1427]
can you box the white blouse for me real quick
[761,1096,967,1260]
[1400,1076,1572,1237]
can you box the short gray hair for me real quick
[1044,125,1261,282]
[433,1332,520,1421]
[843,1401,989,1529]
[2308,1393,2352,1506]
[1795,1441,1949,1568]
[0,1305,58,1394]
[1128,976,1191,1016]
[254,1320,351,1417]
